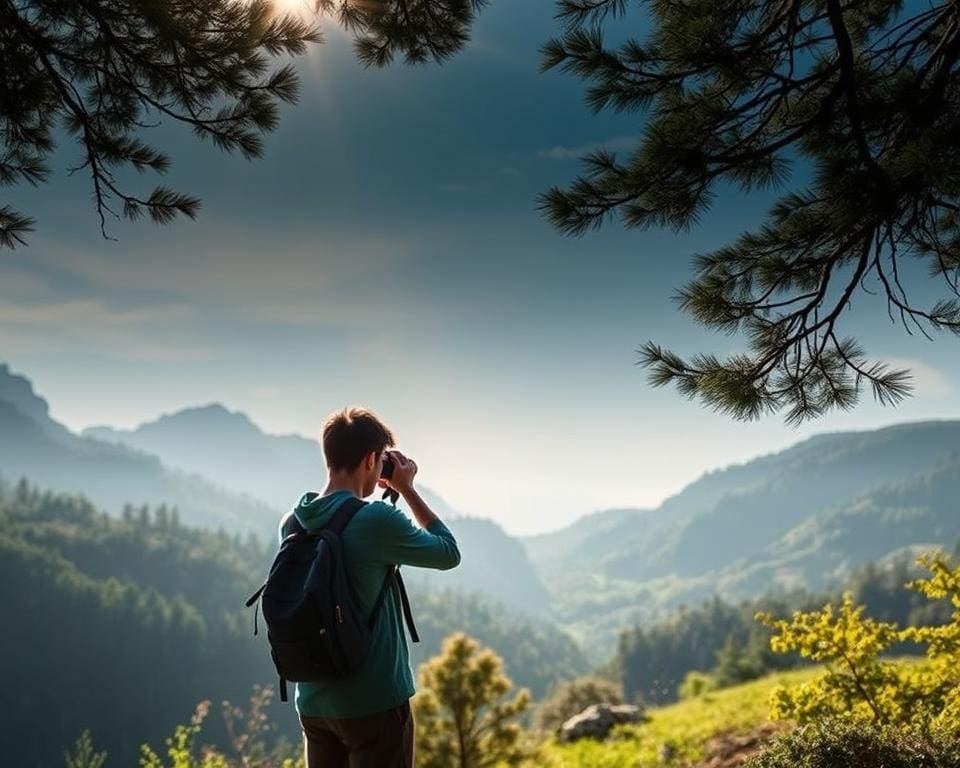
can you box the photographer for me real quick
[277,406,460,768]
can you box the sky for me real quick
[4,0,960,535]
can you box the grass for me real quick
[528,667,822,768]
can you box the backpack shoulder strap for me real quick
[366,567,420,642]
[325,496,367,536]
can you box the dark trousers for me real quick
[300,700,414,768]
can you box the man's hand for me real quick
[379,450,441,531]
[379,450,418,494]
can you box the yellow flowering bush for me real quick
[756,552,960,733]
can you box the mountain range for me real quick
[3,361,959,653]
[0,364,549,614]
[523,421,960,652]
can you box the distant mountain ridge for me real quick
[86,405,552,615]
[0,364,550,614]
[85,404,323,513]
[5,362,959,644]
[522,420,960,654]
[0,366,275,534]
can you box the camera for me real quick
[380,451,395,480]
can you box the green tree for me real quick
[532,676,625,734]
[541,0,960,423]
[413,632,532,768]
[1,0,485,247]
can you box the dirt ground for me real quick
[689,723,787,768]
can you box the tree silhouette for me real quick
[541,0,960,423]
[0,0,486,247]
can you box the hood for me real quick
[292,489,354,531]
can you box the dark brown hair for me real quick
[321,407,395,472]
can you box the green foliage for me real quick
[411,590,590,699]
[542,0,960,422]
[0,484,276,766]
[138,689,302,768]
[758,552,960,732]
[533,668,820,768]
[746,720,960,768]
[319,1,487,66]
[64,731,107,768]
[677,671,717,701]
[139,702,229,768]
[414,632,532,768]
[615,595,802,704]
[532,676,624,734]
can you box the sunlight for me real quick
[268,0,316,20]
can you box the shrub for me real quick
[678,671,718,701]
[746,720,960,768]
[756,552,960,732]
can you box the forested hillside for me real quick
[524,421,960,653]
[0,480,586,767]
[0,366,276,535]
[610,544,959,706]
[0,481,272,767]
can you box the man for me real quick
[279,406,461,768]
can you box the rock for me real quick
[557,703,646,743]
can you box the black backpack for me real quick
[245,496,419,702]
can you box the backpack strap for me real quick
[395,569,420,643]
[325,496,367,535]
[366,567,419,642]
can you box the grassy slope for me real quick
[531,667,822,768]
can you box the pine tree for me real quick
[1,0,485,248]
[541,0,960,423]
[413,632,531,768]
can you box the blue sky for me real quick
[4,0,960,534]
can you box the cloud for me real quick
[537,135,637,160]
[0,299,213,361]
[18,225,432,331]
[884,357,953,397]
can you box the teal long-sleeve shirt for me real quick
[277,490,460,718]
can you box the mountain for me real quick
[523,421,960,654]
[522,507,651,576]
[82,396,552,614]
[0,366,276,535]
[409,515,552,615]
[85,405,322,512]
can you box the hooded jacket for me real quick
[278,489,460,718]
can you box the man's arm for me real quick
[377,451,460,570]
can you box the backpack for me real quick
[245,496,419,702]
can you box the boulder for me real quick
[557,703,645,743]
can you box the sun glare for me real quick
[269,0,315,20]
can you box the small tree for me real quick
[413,632,532,768]
[756,551,960,732]
[532,675,625,733]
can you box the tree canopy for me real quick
[0,0,486,247]
[541,0,960,423]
